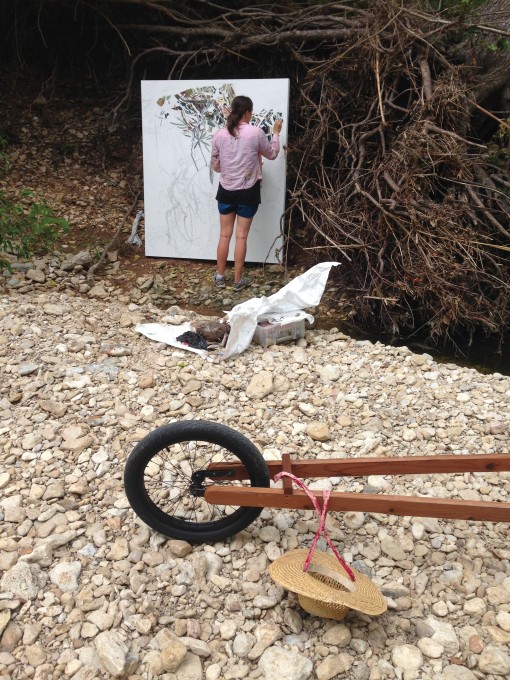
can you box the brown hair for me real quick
[227,96,253,136]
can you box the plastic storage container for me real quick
[252,316,306,347]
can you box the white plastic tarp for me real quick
[222,261,340,359]
[135,322,209,359]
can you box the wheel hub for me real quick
[190,468,235,497]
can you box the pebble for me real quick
[49,560,82,592]
[478,645,510,675]
[317,653,354,679]
[259,646,313,680]
[442,665,478,680]
[305,421,331,441]
[496,611,510,632]
[322,623,351,647]
[1,287,510,679]
[417,637,444,658]
[391,644,423,670]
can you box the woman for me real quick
[211,95,283,290]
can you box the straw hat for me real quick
[269,549,387,620]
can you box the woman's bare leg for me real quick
[234,216,254,282]
[216,212,236,276]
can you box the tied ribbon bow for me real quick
[273,471,356,582]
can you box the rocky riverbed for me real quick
[1,272,510,680]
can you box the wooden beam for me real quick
[208,453,510,481]
[204,487,510,523]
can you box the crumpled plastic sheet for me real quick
[127,210,144,247]
[221,261,340,359]
[135,322,209,359]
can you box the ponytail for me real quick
[227,96,253,136]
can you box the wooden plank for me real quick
[204,486,510,522]
[208,453,510,480]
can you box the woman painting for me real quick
[211,96,283,290]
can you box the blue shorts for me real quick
[218,202,258,219]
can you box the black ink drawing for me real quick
[155,84,282,179]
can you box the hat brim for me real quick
[268,549,387,616]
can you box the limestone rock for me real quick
[94,631,131,677]
[49,561,82,593]
[259,646,313,680]
[0,562,45,600]
[246,371,273,399]
[305,421,331,441]
[391,644,423,670]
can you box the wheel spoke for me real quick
[158,448,191,484]
[142,439,246,525]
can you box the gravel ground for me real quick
[1,269,510,680]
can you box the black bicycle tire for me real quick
[124,420,270,543]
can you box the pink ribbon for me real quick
[273,471,356,581]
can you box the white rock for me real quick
[463,598,487,616]
[298,402,316,416]
[367,476,390,490]
[442,665,478,680]
[432,601,449,617]
[343,511,365,530]
[318,364,341,382]
[248,622,282,660]
[206,663,222,680]
[0,562,45,600]
[391,644,423,670]
[425,616,459,655]
[323,623,351,647]
[283,608,303,634]
[246,372,273,399]
[259,526,281,543]
[94,631,130,677]
[478,645,510,675]
[496,611,510,632]
[317,653,354,679]
[233,632,256,658]
[173,652,202,680]
[417,638,444,658]
[259,646,313,680]
[49,561,82,593]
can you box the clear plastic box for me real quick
[252,317,306,347]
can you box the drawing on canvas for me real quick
[141,79,289,263]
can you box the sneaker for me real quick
[214,273,226,288]
[233,277,252,291]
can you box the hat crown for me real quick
[307,561,357,594]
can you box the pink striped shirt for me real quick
[211,123,280,191]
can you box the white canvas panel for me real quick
[141,79,289,263]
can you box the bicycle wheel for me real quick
[124,420,270,543]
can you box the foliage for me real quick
[0,190,69,271]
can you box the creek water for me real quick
[315,314,510,377]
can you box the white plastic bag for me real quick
[222,261,340,359]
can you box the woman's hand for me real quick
[273,119,283,134]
